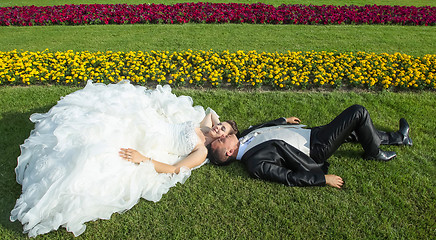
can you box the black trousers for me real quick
[309,104,387,163]
[347,128,404,145]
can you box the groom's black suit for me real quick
[239,117,328,187]
[238,105,399,187]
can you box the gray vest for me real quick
[242,125,311,156]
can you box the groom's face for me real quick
[210,134,238,162]
[212,134,238,149]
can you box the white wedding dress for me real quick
[10,81,209,237]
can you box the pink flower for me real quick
[0,3,434,26]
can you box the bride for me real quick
[10,80,238,237]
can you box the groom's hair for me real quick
[207,144,235,166]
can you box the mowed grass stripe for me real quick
[1,24,436,56]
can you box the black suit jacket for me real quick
[239,118,328,187]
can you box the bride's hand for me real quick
[119,148,148,164]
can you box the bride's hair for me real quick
[224,120,239,135]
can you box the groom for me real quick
[208,105,412,188]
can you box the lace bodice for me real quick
[166,121,199,156]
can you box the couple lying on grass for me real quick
[11,81,412,237]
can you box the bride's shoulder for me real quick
[196,146,208,160]
[194,128,206,144]
[196,145,208,154]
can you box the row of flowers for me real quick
[1,3,435,26]
[1,50,435,90]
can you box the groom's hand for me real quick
[286,117,301,124]
[325,175,344,188]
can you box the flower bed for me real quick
[1,3,435,26]
[1,50,435,90]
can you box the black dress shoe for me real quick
[365,150,397,161]
[399,118,413,146]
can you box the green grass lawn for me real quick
[1,24,435,56]
[1,86,435,239]
[1,0,435,239]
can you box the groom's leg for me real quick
[346,130,404,145]
[310,104,381,163]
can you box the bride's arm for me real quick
[173,146,208,169]
[119,147,207,174]
[199,112,220,129]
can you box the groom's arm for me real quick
[243,143,326,187]
[253,162,326,187]
[243,116,301,134]
[240,118,287,136]
[254,117,288,128]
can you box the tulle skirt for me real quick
[10,81,207,237]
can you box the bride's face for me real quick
[210,122,233,139]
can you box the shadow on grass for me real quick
[0,106,53,235]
